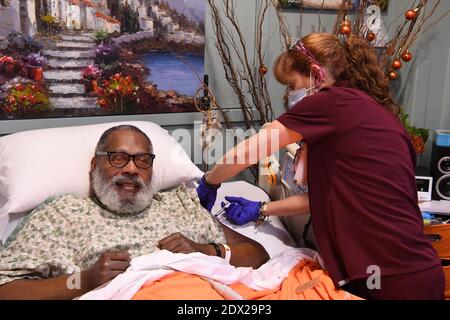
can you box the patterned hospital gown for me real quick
[0,184,226,286]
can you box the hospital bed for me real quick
[0,120,357,300]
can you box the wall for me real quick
[263,0,450,171]
[1,0,449,172]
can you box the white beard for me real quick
[92,166,155,215]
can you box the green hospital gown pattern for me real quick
[0,184,226,286]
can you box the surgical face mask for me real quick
[288,88,308,109]
[287,71,320,109]
[287,86,316,109]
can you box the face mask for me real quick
[288,88,308,109]
[287,71,321,109]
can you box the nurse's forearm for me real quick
[207,121,302,185]
[266,194,310,216]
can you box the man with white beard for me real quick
[0,125,269,300]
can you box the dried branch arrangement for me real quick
[334,0,449,81]
[207,0,291,129]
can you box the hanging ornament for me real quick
[367,31,376,42]
[258,64,268,75]
[392,60,403,70]
[388,70,398,80]
[401,50,413,62]
[405,9,418,21]
[386,45,395,56]
[340,24,351,35]
[340,18,351,35]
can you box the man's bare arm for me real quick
[0,250,130,300]
[159,225,270,269]
[0,272,92,300]
[220,224,269,268]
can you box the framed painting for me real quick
[0,0,206,120]
[278,0,389,11]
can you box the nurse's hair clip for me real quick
[291,40,326,85]
[291,40,322,67]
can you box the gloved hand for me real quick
[196,174,220,212]
[222,196,262,226]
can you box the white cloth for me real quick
[79,247,324,300]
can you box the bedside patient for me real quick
[0,125,269,300]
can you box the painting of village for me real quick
[279,0,389,11]
[0,0,206,120]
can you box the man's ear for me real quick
[90,157,97,173]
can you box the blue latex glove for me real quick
[222,196,262,226]
[196,175,220,212]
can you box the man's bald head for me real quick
[95,125,153,154]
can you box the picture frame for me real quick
[0,0,206,121]
[278,0,389,11]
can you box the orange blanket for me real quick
[132,261,362,300]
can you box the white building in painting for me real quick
[168,22,178,33]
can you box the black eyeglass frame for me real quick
[96,151,156,169]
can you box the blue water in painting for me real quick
[141,52,204,97]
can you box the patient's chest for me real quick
[63,188,224,268]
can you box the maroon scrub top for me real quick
[277,80,441,287]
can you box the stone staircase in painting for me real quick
[42,33,98,109]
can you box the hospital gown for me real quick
[0,184,226,286]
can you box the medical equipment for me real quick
[214,201,231,218]
[416,176,433,202]
[281,149,308,197]
[259,143,316,249]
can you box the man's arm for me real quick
[0,272,93,300]
[158,224,270,269]
[220,224,270,268]
[0,251,130,300]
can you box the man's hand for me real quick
[158,233,211,255]
[85,250,131,290]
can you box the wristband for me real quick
[209,243,222,257]
[220,243,231,263]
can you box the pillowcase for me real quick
[0,121,203,243]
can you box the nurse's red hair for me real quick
[274,33,399,115]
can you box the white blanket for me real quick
[79,247,324,300]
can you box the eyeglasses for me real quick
[96,151,156,169]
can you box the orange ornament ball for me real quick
[367,31,376,42]
[405,9,418,21]
[388,71,398,80]
[392,60,403,70]
[386,46,395,56]
[258,64,268,75]
[340,25,351,35]
[401,51,413,62]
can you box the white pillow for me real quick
[212,181,297,258]
[0,121,203,243]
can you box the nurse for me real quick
[196,33,445,300]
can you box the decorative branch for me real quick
[207,0,291,129]
[334,0,448,81]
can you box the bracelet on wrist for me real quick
[209,242,222,257]
[256,202,269,226]
[203,173,221,189]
